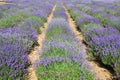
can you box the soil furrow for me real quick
[0,2,6,5]
[63,4,112,80]
[0,1,15,5]
[27,5,56,80]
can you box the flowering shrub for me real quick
[76,17,100,30]
[35,17,95,80]
[85,27,120,75]
[81,23,101,34]
[27,15,46,27]
[0,28,33,80]
[53,7,68,19]
[66,2,120,77]
[0,0,53,80]
[0,12,27,29]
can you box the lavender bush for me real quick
[53,6,68,19]
[85,27,119,43]
[0,28,33,80]
[18,19,41,34]
[81,23,101,34]
[0,0,54,80]
[85,27,120,75]
[0,12,27,29]
[76,3,120,30]
[35,12,95,79]
[67,5,101,31]
[66,2,120,78]
[27,15,46,27]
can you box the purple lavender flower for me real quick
[85,27,120,75]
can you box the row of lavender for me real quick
[0,0,54,29]
[0,0,54,80]
[34,4,95,80]
[75,2,120,31]
[65,1,120,77]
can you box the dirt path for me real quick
[0,1,14,5]
[27,5,56,80]
[63,4,112,80]
[0,2,6,5]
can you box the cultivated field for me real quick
[0,0,120,80]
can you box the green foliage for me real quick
[81,23,101,34]
[36,18,95,80]
[0,18,13,29]
[0,14,2,18]
[0,12,27,29]
[18,12,27,19]
[36,61,95,80]
[110,21,120,31]
[105,10,117,15]
[92,13,109,27]
[77,21,91,30]
[116,8,120,11]
[27,15,46,27]
[101,18,110,27]
[28,15,41,22]
[0,65,24,80]
[46,26,67,38]
[101,53,120,75]
[42,47,68,58]
[69,10,79,20]
[93,13,102,19]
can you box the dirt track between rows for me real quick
[63,4,112,80]
[27,5,56,80]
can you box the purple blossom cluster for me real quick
[36,3,87,65]
[0,0,54,79]
[85,27,119,42]
[74,1,120,30]
[32,2,53,19]
[37,18,86,66]
[85,27,120,75]
[53,5,68,19]
[35,57,71,67]
[17,19,41,36]
[35,6,94,79]
[33,10,48,19]
[66,4,101,30]
[65,1,120,77]
[0,27,32,79]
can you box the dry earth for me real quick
[0,2,6,5]
[26,5,56,80]
[63,4,112,80]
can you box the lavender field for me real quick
[0,0,120,80]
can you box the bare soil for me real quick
[0,2,14,5]
[27,5,56,80]
[63,5,112,80]
[0,2,6,5]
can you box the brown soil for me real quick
[63,5,112,80]
[0,2,6,5]
[27,5,56,80]
[0,2,14,5]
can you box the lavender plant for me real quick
[0,28,33,80]
[53,6,68,19]
[76,3,120,30]
[66,2,120,77]
[27,15,46,27]
[0,12,27,29]
[85,27,120,75]
[85,27,119,43]
[35,16,95,79]
[0,0,54,80]
[81,23,101,34]
[67,5,101,31]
